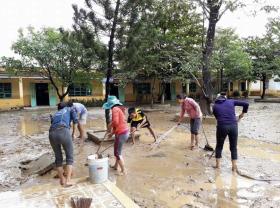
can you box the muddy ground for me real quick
[0,102,280,207]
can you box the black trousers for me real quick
[215,124,238,160]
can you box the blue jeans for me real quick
[215,124,238,160]
[49,127,74,167]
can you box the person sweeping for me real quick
[127,107,157,144]
[49,102,78,186]
[177,94,202,150]
[212,92,249,172]
[103,95,129,175]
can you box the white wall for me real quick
[250,81,261,91]
[268,76,280,90]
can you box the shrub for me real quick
[232,90,240,98]
[242,90,249,98]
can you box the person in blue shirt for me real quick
[49,102,78,186]
[212,92,249,172]
[67,101,88,141]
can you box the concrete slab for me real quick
[0,178,139,208]
[87,131,140,145]
[20,152,54,176]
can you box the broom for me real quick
[71,197,92,208]
[178,123,214,151]
[201,124,214,151]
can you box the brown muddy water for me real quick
[0,102,280,207]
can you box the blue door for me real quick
[118,86,125,103]
[171,82,176,101]
[48,84,57,106]
[30,83,37,107]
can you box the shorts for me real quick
[79,112,87,125]
[114,131,129,160]
[190,118,201,135]
[131,119,150,128]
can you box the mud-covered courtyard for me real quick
[0,101,280,208]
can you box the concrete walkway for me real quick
[0,178,139,208]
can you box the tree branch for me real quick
[218,0,239,21]
[194,0,210,14]
[46,66,62,99]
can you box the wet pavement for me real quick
[0,180,138,208]
[0,102,280,207]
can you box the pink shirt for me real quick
[111,106,129,135]
[180,98,202,119]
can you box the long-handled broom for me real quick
[179,123,214,151]
[201,124,214,151]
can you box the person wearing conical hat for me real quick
[103,95,129,175]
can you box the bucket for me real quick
[87,154,109,184]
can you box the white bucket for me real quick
[87,154,109,184]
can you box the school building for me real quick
[249,76,280,97]
[0,68,253,110]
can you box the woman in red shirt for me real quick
[103,95,129,175]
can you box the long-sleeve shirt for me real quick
[111,106,129,135]
[50,107,78,129]
[212,98,249,126]
[180,98,202,120]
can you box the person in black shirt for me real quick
[127,107,157,144]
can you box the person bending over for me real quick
[49,102,78,186]
[127,107,157,144]
[103,96,129,175]
[68,101,88,141]
[177,94,202,150]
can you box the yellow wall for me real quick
[0,78,24,110]
[0,99,23,110]
[250,89,280,97]
[0,78,20,98]
[124,83,136,102]
[66,80,104,101]
[227,81,248,96]
[22,78,51,106]
[22,78,31,106]
[124,80,184,103]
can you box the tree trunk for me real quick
[261,74,266,99]
[104,0,121,125]
[160,83,166,104]
[220,68,223,92]
[150,78,156,108]
[161,93,165,104]
[200,0,221,115]
[47,70,66,103]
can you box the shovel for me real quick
[95,132,113,158]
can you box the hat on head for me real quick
[102,95,123,110]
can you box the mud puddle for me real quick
[1,103,280,207]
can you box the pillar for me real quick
[186,79,190,96]
[18,77,24,106]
